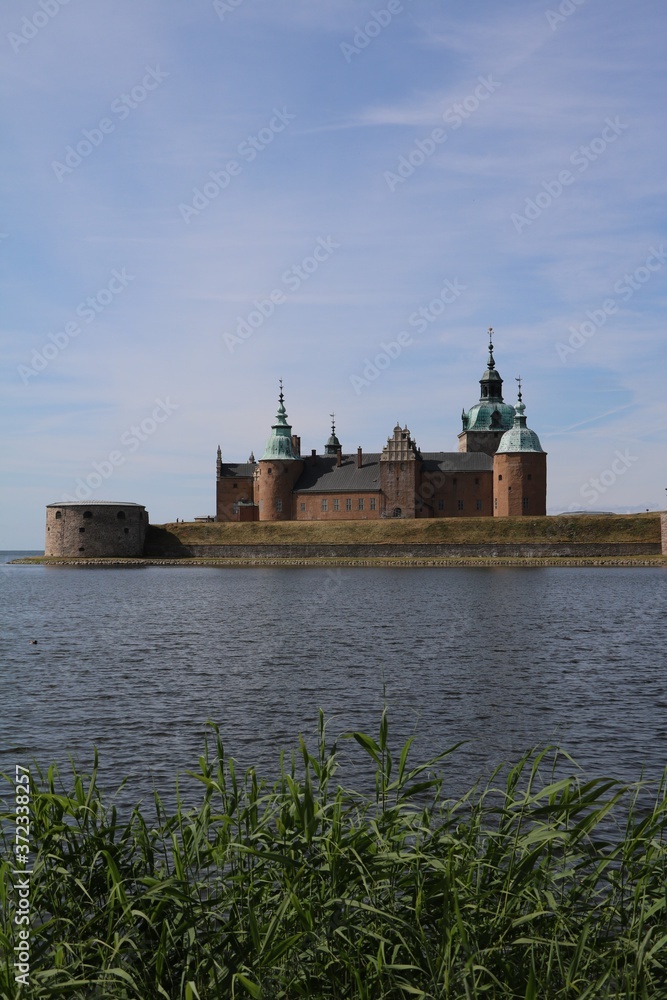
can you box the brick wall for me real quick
[216,476,255,521]
[293,492,382,520]
[418,470,493,518]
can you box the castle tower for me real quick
[493,381,546,517]
[379,424,422,518]
[254,382,304,521]
[459,328,516,455]
[324,414,341,456]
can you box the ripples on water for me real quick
[1,555,666,811]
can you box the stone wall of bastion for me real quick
[45,502,148,557]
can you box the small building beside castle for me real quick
[45,501,148,557]
[216,331,547,522]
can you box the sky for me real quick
[2,0,666,548]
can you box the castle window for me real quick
[476,500,483,511]
[117,511,126,519]
[494,498,498,510]
[124,527,129,534]
[55,511,62,519]
[276,498,282,512]
[498,475,503,481]
[321,499,328,512]
[458,500,464,511]
[83,511,92,519]
[400,463,406,471]
[79,527,85,533]
[333,499,340,511]
[78,546,85,552]
[233,483,238,489]
[475,478,479,485]
[358,498,364,511]
[300,502,306,512]
[527,474,532,481]
[346,498,352,511]
[267,468,272,475]
[438,500,444,511]
[452,477,457,485]
[523,497,529,511]
[370,498,376,510]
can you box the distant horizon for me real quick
[3,1,665,548]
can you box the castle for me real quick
[216,330,547,522]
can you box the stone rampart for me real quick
[151,542,660,560]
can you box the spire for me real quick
[487,327,496,370]
[324,412,341,455]
[260,381,298,460]
[479,326,504,402]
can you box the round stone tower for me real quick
[45,501,148,556]
[254,383,303,521]
[493,383,546,516]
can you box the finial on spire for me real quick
[516,375,523,403]
[330,412,336,434]
[487,327,496,370]
[278,378,284,405]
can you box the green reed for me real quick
[2,711,667,999]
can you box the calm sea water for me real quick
[2,553,666,810]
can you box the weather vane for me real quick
[515,376,523,401]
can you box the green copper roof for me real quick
[260,383,299,461]
[461,328,515,432]
[496,385,545,454]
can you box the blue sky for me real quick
[2,0,666,547]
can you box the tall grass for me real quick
[2,712,667,999]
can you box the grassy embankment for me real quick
[2,715,667,998]
[150,512,661,547]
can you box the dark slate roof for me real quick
[295,455,381,493]
[293,451,492,493]
[219,463,256,478]
[421,452,493,472]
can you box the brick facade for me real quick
[493,452,547,517]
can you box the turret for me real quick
[254,381,304,521]
[324,413,341,456]
[493,380,547,516]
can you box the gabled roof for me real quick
[294,455,381,493]
[218,463,256,478]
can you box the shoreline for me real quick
[11,555,667,568]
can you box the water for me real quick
[2,554,666,811]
